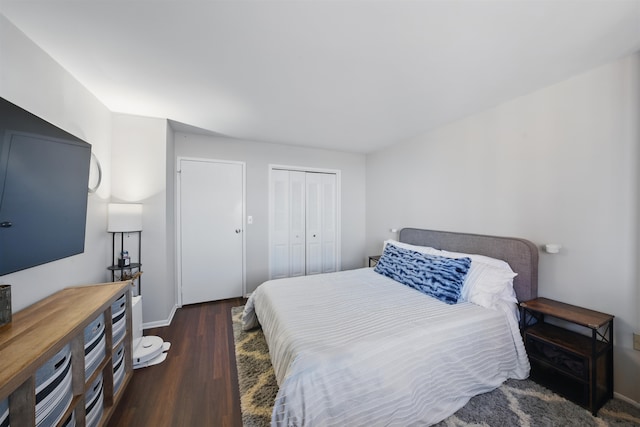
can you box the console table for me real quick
[0,281,133,426]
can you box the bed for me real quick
[243,228,539,426]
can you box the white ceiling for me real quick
[1,1,639,153]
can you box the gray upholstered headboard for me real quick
[398,228,538,301]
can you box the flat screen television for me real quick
[0,97,91,276]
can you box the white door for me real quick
[305,173,323,275]
[179,158,244,305]
[320,173,337,273]
[306,172,337,275]
[289,171,306,276]
[269,169,337,279]
[270,170,291,279]
[269,170,306,279]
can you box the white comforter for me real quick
[243,268,529,426]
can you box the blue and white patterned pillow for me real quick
[374,243,471,304]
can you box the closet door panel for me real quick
[270,168,338,279]
[270,170,291,279]
[305,173,323,275]
[321,173,337,273]
[289,171,306,277]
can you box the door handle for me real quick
[235,229,242,234]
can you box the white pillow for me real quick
[382,239,440,256]
[382,239,518,309]
[439,249,513,271]
[461,262,518,308]
[437,251,517,308]
[383,240,513,271]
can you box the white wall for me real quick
[4,6,637,402]
[112,114,175,326]
[175,133,367,293]
[0,12,365,326]
[166,125,177,319]
[366,53,640,403]
[0,15,113,311]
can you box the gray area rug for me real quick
[231,306,640,426]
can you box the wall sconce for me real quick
[544,243,562,254]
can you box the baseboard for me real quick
[614,391,640,408]
[142,304,178,330]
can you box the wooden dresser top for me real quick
[0,281,130,399]
[520,297,614,329]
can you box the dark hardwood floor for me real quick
[107,297,246,427]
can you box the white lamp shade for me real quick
[108,203,143,232]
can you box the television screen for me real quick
[0,97,91,276]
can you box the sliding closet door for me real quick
[269,169,337,279]
[320,173,337,273]
[270,170,306,279]
[270,170,290,279]
[305,172,337,275]
[305,173,323,275]
[289,171,306,276]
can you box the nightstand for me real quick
[520,297,614,416]
[368,255,381,267]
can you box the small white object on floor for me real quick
[134,351,167,369]
[133,336,171,369]
[131,297,171,369]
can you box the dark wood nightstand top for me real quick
[520,297,614,329]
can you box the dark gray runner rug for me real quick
[231,306,640,426]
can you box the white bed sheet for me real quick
[243,268,530,426]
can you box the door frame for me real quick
[176,157,246,307]
[267,164,342,279]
